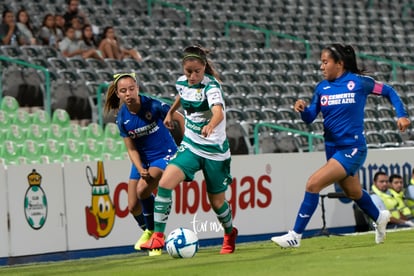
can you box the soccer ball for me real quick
[166,227,199,258]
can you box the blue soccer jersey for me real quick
[301,72,408,147]
[116,95,177,163]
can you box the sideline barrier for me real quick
[1,148,413,265]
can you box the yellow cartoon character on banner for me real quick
[85,161,115,239]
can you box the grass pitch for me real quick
[1,229,412,276]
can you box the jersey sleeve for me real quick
[152,99,171,119]
[301,88,321,124]
[206,83,224,108]
[116,116,128,138]
[361,76,408,118]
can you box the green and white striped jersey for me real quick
[176,74,230,160]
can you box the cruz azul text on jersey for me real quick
[321,92,356,106]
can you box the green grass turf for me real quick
[1,229,412,276]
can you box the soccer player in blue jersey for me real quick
[140,45,238,255]
[271,43,411,248]
[104,72,184,256]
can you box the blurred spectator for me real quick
[55,14,65,43]
[16,8,37,45]
[411,168,414,185]
[388,174,414,218]
[79,24,103,60]
[0,9,20,45]
[70,16,83,40]
[38,13,58,47]
[98,26,143,61]
[59,24,101,59]
[401,169,414,216]
[63,0,89,27]
[370,171,414,228]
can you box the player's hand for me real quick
[397,117,410,132]
[140,169,151,180]
[163,113,174,129]
[294,99,307,112]
[201,124,214,137]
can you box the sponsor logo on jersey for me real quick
[320,92,356,106]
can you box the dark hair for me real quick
[104,73,137,114]
[16,9,34,32]
[101,26,113,39]
[182,45,221,82]
[82,23,96,47]
[389,174,403,183]
[373,171,388,182]
[64,23,74,33]
[42,13,54,26]
[324,43,365,75]
[2,10,13,23]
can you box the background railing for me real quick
[147,0,191,27]
[224,21,312,59]
[253,122,324,154]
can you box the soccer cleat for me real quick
[271,230,302,248]
[220,227,238,254]
[374,210,391,244]
[148,248,162,257]
[134,229,154,250]
[140,232,165,250]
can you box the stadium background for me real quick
[0,0,414,265]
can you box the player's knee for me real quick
[305,177,322,193]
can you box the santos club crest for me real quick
[24,169,48,230]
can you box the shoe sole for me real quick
[148,249,162,257]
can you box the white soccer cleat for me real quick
[271,230,302,248]
[374,210,391,244]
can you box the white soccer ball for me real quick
[166,227,199,258]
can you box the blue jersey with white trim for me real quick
[116,95,177,162]
[301,71,408,147]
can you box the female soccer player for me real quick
[271,43,410,248]
[104,73,184,256]
[140,45,238,255]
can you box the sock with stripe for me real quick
[214,201,233,234]
[153,187,172,234]
[133,212,146,231]
[293,191,319,234]
[141,194,155,231]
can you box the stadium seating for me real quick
[42,138,65,163]
[0,0,413,159]
[21,139,44,164]
[0,95,19,115]
[51,108,71,128]
[0,140,23,165]
[26,123,48,144]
